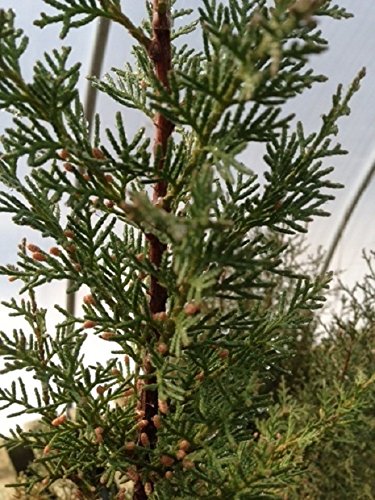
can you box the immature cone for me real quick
[83,294,96,306]
[135,409,146,420]
[27,243,41,253]
[96,385,106,396]
[153,311,168,322]
[158,399,169,414]
[83,320,96,329]
[32,252,47,262]
[63,162,74,172]
[160,455,174,467]
[100,331,116,340]
[175,449,186,461]
[184,302,201,316]
[178,439,190,452]
[137,419,148,430]
[58,149,69,160]
[92,147,105,160]
[95,427,104,444]
[218,348,229,359]
[140,432,150,447]
[43,444,51,455]
[63,229,75,239]
[152,414,162,429]
[49,247,61,256]
[157,342,168,355]
[51,414,66,427]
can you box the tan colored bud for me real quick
[83,294,95,305]
[49,247,61,256]
[160,455,174,467]
[74,263,81,272]
[104,174,113,183]
[140,432,150,447]
[165,470,173,480]
[184,302,201,316]
[152,311,168,322]
[135,409,145,420]
[58,149,69,160]
[195,371,205,382]
[178,439,190,452]
[82,173,91,181]
[95,427,104,443]
[137,419,148,430]
[32,252,46,262]
[96,385,106,395]
[158,399,169,414]
[83,320,96,329]
[176,449,186,461]
[63,229,75,239]
[92,147,105,159]
[152,414,162,429]
[8,276,17,282]
[27,243,41,253]
[218,349,229,360]
[51,414,66,427]
[63,162,74,172]
[43,444,51,455]
[100,331,116,340]
[111,368,121,376]
[157,342,168,355]
[105,200,115,208]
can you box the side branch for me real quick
[106,4,151,50]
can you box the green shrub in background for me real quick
[0,1,373,498]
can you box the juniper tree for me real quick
[0,1,373,499]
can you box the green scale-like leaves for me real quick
[0,1,373,499]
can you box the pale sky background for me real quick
[0,1,374,432]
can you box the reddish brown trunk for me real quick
[133,2,173,498]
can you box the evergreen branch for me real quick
[34,0,151,49]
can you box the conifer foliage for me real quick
[0,1,373,499]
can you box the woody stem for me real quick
[133,1,173,498]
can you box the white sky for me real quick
[0,0,374,432]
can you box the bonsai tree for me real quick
[0,1,373,498]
